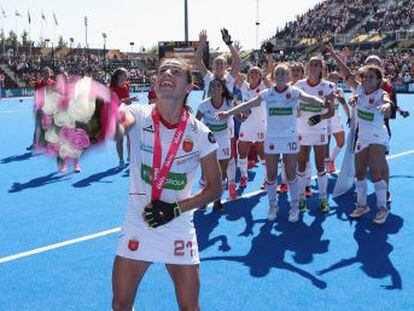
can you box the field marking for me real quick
[1,148,413,265]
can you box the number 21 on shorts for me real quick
[174,240,194,257]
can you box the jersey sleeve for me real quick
[196,120,219,159]
[258,88,272,102]
[291,86,303,101]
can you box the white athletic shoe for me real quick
[267,203,278,221]
[288,207,300,223]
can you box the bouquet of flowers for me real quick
[35,75,118,160]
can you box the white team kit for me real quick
[328,85,345,135]
[295,79,334,146]
[259,85,303,154]
[197,98,233,160]
[203,72,236,138]
[239,81,267,142]
[354,85,389,153]
[116,104,218,265]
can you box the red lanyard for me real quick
[151,106,190,201]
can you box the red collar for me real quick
[306,79,321,88]
[159,113,179,129]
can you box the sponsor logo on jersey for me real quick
[269,107,293,116]
[206,123,228,132]
[140,142,154,153]
[182,138,194,152]
[357,109,374,121]
[141,164,187,190]
[143,124,154,132]
[300,103,322,113]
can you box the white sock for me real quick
[317,171,328,200]
[239,157,248,178]
[374,180,387,208]
[281,160,287,184]
[305,162,311,187]
[355,178,367,206]
[324,158,331,171]
[288,178,299,208]
[330,146,342,162]
[297,171,306,200]
[227,158,236,184]
[267,179,278,206]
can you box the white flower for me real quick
[42,90,60,115]
[68,77,96,123]
[45,127,60,144]
[54,110,75,128]
[59,141,82,159]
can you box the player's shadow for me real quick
[9,172,70,193]
[201,221,327,289]
[195,210,231,252]
[389,174,414,180]
[318,193,404,290]
[1,152,40,164]
[72,166,124,188]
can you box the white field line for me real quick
[1,148,413,265]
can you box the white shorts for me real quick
[116,196,200,265]
[355,130,390,154]
[215,131,231,160]
[264,136,299,154]
[298,132,328,146]
[328,116,344,135]
[239,123,265,142]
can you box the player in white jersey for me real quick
[326,71,350,173]
[196,78,234,211]
[112,58,222,310]
[195,29,241,200]
[327,43,393,224]
[217,63,326,223]
[238,66,271,189]
[295,56,334,214]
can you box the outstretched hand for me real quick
[215,111,229,121]
[221,28,233,45]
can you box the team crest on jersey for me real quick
[269,144,275,150]
[182,138,194,152]
[369,97,375,105]
[318,90,323,96]
[298,135,302,141]
[285,93,291,100]
[128,239,139,251]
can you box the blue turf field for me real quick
[0,92,413,310]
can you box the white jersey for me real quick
[259,85,303,138]
[240,80,267,128]
[355,85,388,140]
[295,79,334,134]
[126,104,218,231]
[333,85,345,118]
[203,72,235,97]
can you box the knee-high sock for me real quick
[281,160,287,184]
[355,178,367,206]
[239,157,248,178]
[330,145,342,163]
[324,158,331,171]
[297,171,306,200]
[288,178,299,208]
[305,162,311,187]
[227,157,236,184]
[317,171,328,200]
[267,179,278,206]
[374,179,387,208]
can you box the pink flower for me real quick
[59,127,90,149]
[46,143,60,155]
[41,114,53,130]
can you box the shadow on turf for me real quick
[8,172,71,193]
[199,193,328,289]
[326,188,404,290]
[72,166,125,188]
[1,152,40,164]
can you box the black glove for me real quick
[261,41,274,54]
[346,118,351,127]
[308,115,322,126]
[221,28,233,45]
[144,200,182,228]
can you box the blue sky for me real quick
[2,0,321,52]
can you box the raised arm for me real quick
[195,29,209,77]
[325,43,359,90]
[220,28,240,78]
[116,105,136,139]
[216,95,262,120]
[298,91,325,106]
